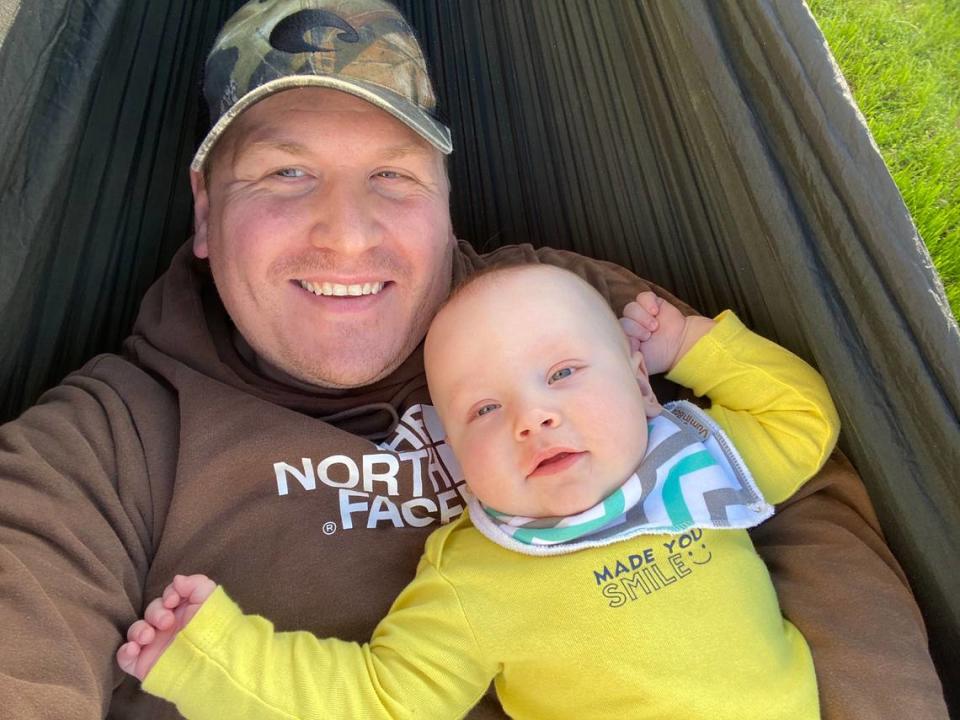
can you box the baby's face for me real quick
[425,266,659,518]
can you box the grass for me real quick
[808,0,960,321]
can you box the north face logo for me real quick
[273,405,468,532]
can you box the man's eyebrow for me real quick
[379,143,434,161]
[241,138,311,156]
[234,138,433,163]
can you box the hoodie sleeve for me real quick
[0,362,159,719]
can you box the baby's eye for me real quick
[548,367,575,384]
[476,403,501,417]
[275,167,305,178]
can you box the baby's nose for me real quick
[515,409,560,440]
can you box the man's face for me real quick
[425,267,660,518]
[191,88,455,388]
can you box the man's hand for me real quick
[620,291,716,375]
[116,574,217,682]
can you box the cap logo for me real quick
[269,10,359,54]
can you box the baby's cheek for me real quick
[460,437,490,475]
[599,408,650,474]
[459,439,509,503]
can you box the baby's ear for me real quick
[632,351,662,418]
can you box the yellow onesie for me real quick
[144,312,839,719]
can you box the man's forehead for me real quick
[224,93,438,158]
[239,132,433,161]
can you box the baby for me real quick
[117,264,838,719]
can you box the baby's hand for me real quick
[116,574,217,681]
[620,292,715,375]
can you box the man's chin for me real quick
[302,365,396,390]
[277,348,407,390]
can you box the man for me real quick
[0,1,945,718]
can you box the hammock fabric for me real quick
[1,0,958,708]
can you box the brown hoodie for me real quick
[0,241,945,719]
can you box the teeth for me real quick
[299,280,385,297]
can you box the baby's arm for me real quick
[117,544,494,720]
[624,292,840,502]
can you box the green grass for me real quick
[808,0,960,321]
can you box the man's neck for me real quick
[231,327,352,395]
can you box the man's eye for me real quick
[275,168,305,178]
[375,170,408,180]
[476,403,501,417]
[548,367,575,384]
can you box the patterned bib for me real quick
[465,401,773,556]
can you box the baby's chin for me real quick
[476,495,594,519]
[530,491,611,519]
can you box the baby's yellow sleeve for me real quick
[666,311,840,504]
[143,530,496,719]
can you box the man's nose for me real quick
[308,180,379,254]
[515,407,561,440]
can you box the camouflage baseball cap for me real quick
[191,0,452,172]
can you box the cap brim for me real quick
[190,75,453,172]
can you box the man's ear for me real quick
[631,350,662,418]
[190,169,210,259]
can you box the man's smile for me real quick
[298,279,387,297]
[291,279,396,313]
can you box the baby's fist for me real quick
[620,292,713,375]
[116,574,217,681]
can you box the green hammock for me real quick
[1,0,958,709]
